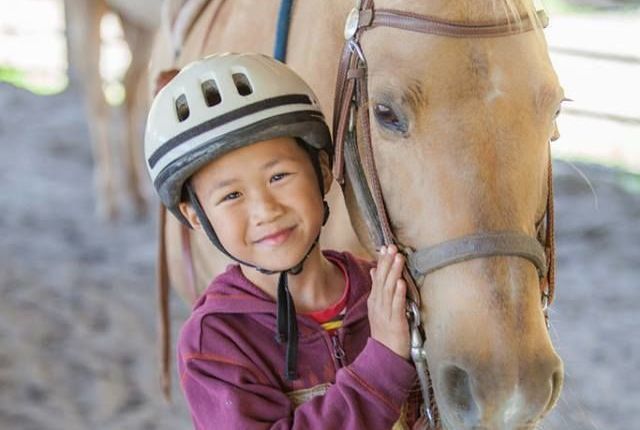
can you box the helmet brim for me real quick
[155,110,332,222]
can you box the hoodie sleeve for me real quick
[179,337,416,430]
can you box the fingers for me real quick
[374,245,396,286]
[370,245,406,315]
[384,254,405,311]
[375,246,404,284]
[368,245,411,359]
[391,278,407,319]
[385,253,405,291]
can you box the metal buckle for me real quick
[348,39,367,67]
[344,7,360,40]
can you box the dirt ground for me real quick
[0,83,638,430]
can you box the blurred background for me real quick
[0,0,638,429]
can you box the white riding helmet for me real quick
[145,53,332,222]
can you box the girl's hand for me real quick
[368,245,410,359]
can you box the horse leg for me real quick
[119,15,155,218]
[64,0,117,220]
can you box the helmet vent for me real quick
[201,79,222,107]
[175,94,190,122]
[232,73,253,96]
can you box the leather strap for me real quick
[343,125,384,246]
[180,223,199,303]
[407,231,547,280]
[156,204,171,400]
[153,67,183,402]
[544,150,556,304]
[366,8,548,38]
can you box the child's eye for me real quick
[270,172,290,183]
[220,191,241,203]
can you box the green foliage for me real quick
[0,66,67,95]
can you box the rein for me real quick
[332,2,555,427]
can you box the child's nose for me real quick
[250,191,284,224]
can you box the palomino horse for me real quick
[153,0,564,428]
[64,0,162,219]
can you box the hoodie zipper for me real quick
[331,332,347,369]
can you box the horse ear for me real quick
[154,68,181,96]
[551,121,560,142]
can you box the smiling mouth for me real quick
[254,226,296,246]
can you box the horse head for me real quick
[334,0,564,427]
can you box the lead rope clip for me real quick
[407,301,436,429]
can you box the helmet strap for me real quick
[295,139,326,197]
[185,182,238,264]
[275,271,298,380]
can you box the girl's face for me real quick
[181,137,329,271]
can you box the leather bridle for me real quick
[331,1,556,427]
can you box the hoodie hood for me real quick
[190,250,372,338]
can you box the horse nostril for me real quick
[544,369,564,414]
[442,365,478,418]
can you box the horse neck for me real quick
[286,1,351,119]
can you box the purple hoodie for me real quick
[178,250,420,429]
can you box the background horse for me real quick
[153,1,564,428]
[64,0,162,219]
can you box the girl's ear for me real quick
[179,201,203,231]
[319,151,333,195]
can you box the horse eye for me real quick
[373,103,408,135]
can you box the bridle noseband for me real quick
[332,2,556,427]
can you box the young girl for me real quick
[145,53,422,429]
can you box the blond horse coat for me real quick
[64,0,162,219]
[154,1,564,428]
